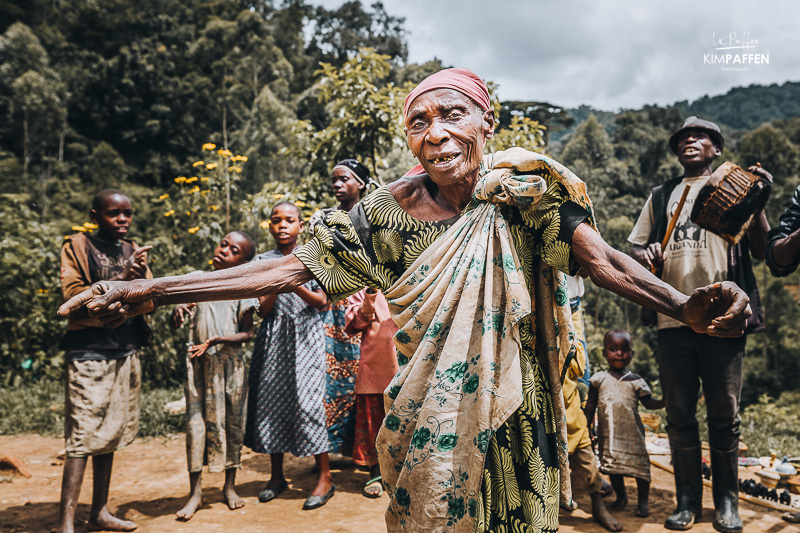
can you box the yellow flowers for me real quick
[200,177,209,182]
[192,161,205,167]
[158,193,169,200]
[259,220,270,229]
[206,163,218,170]
[37,288,49,293]
[175,176,187,183]
[201,190,210,196]
[189,185,200,194]
[202,143,216,151]
[294,201,307,207]
[209,205,219,211]
[230,166,242,174]
[217,149,232,157]
[164,209,175,217]
[230,155,248,162]
[188,226,200,234]
[272,194,285,199]
[70,222,97,234]
[186,176,198,183]
[186,210,192,215]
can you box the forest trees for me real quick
[0,0,799,402]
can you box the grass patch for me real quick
[0,381,184,438]
[739,392,800,457]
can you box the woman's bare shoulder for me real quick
[386,175,430,208]
[386,175,454,221]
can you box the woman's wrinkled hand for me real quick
[57,279,155,328]
[682,281,751,337]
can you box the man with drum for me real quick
[628,117,771,532]
[765,184,800,525]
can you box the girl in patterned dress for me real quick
[243,202,335,510]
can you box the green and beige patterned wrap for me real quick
[376,148,595,531]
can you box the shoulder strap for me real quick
[648,176,684,246]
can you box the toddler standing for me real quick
[584,329,665,518]
[171,231,259,520]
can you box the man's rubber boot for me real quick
[711,448,743,533]
[665,446,703,530]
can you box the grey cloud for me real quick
[311,0,800,109]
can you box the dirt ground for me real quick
[0,434,797,533]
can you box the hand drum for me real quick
[690,162,771,244]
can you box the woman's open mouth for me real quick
[428,153,460,170]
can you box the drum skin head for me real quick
[690,162,771,245]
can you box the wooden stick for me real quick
[652,184,692,274]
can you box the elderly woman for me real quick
[61,69,750,533]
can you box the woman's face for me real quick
[330,166,363,204]
[404,88,495,188]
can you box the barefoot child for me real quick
[58,189,152,533]
[584,329,665,518]
[170,231,258,520]
[244,202,334,510]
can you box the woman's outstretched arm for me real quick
[572,222,750,338]
[58,253,313,328]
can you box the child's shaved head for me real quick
[228,231,256,261]
[603,329,632,348]
[92,189,128,212]
[270,201,301,218]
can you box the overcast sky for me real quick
[310,0,800,111]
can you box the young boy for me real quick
[58,189,152,533]
[584,329,665,519]
[170,231,259,520]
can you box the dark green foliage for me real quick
[499,101,574,145]
[1,0,800,428]
[0,381,184,437]
[681,82,800,131]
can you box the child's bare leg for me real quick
[57,456,87,533]
[590,491,623,532]
[223,468,244,510]
[608,474,628,511]
[89,453,137,531]
[635,478,650,517]
[258,454,288,502]
[311,453,333,497]
[266,453,286,488]
[176,471,202,520]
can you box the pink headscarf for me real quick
[403,68,491,120]
[402,68,491,177]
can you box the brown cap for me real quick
[669,116,724,154]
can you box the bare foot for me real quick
[223,484,245,510]
[636,500,649,517]
[176,490,203,521]
[609,493,628,511]
[591,492,623,532]
[783,512,800,524]
[88,508,137,531]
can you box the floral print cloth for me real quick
[294,148,595,533]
